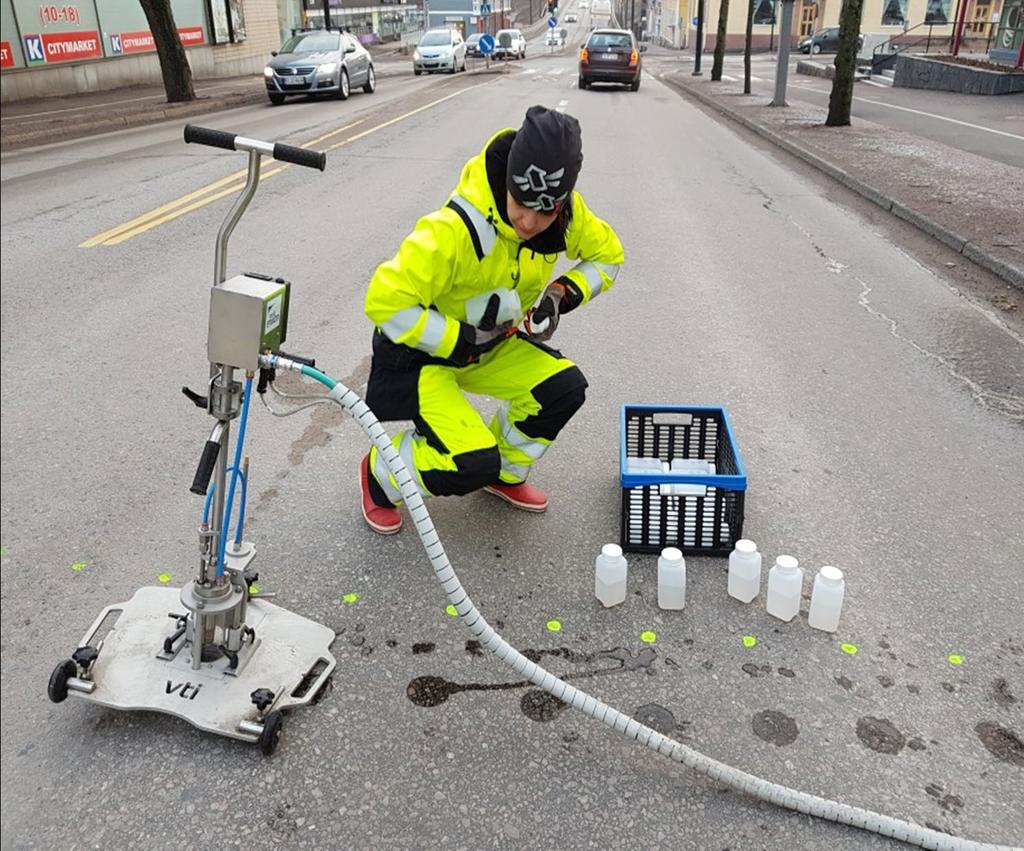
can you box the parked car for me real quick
[565,12,578,21]
[798,26,862,54]
[578,28,645,90]
[466,32,486,57]
[579,0,589,7]
[264,29,375,105]
[546,28,566,46]
[493,28,527,59]
[413,29,467,74]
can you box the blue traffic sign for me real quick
[479,33,495,54]
[480,2,491,13]
[692,15,699,25]
[548,15,558,27]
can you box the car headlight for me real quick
[413,49,421,60]
[317,62,338,76]
[264,66,275,78]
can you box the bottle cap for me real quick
[819,565,844,583]
[775,555,799,570]
[735,539,757,554]
[601,543,623,559]
[660,546,683,563]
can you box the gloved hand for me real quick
[449,293,515,365]
[524,283,566,343]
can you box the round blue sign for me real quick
[479,33,495,54]
[548,15,559,27]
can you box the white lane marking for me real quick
[557,98,569,112]
[750,75,763,82]
[522,68,537,75]
[552,67,565,75]
[790,83,1024,141]
[721,74,736,81]
[861,80,890,88]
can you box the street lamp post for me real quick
[692,0,705,74]
[770,0,795,105]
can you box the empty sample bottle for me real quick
[808,566,846,632]
[595,543,628,608]
[657,547,687,610]
[728,539,762,603]
[766,555,803,622]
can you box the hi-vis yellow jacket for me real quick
[365,128,624,361]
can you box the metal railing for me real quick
[869,19,1000,73]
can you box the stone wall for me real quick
[893,54,1024,94]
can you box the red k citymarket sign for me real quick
[23,30,101,62]
[110,26,205,54]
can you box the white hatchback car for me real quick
[413,29,467,74]
[493,28,527,59]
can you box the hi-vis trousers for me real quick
[367,334,588,503]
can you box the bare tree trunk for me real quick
[138,0,195,103]
[743,0,753,92]
[825,0,865,126]
[711,0,730,80]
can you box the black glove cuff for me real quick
[556,277,584,314]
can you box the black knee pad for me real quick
[422,446,501,496]
[516,366,589,441]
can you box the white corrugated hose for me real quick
[269,355,1012,851]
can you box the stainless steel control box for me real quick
[208,274,290,370]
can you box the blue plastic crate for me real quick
[620,404,747,556]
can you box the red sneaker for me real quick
[483,481,549,513]
[360,455,402,535]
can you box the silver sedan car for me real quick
[264,29,376,105]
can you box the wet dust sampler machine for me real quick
[47,127,337,755]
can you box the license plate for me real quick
[284,76,306,85]
[598,53,619,60]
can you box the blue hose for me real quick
[202,468,246,531]
[216,377,253,577]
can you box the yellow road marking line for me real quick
[83,83,492,248]
[81,120,366,247]
[102,166,287,245]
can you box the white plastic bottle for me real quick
[728,539,762,603]
[766,555,803,622]
[657,547,687,610]
[595,544,628,608]
[808,566,846,632]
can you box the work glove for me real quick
[449,293,515,365]
[524,282,567,343]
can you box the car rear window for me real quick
[588,33,632,49]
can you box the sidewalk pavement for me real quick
[0,48,409,152]
[654,51,1023,289]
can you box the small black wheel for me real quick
[268,93,285,106]
[259,710,283,756]
[363,65,376,93]
[48,660,77,703]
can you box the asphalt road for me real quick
[2,14,1023,849]
[645,50,1024,170]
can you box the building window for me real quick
[880,0,906,25]
[753,0,776,24]
[924,0,951,23]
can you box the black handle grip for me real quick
[183,125,238,152]
[190,440,221,496]
[272,142,326,171]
